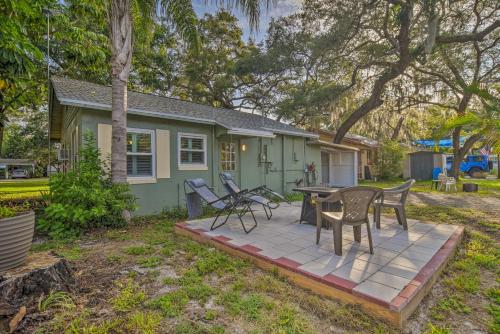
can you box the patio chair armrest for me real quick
[207,193,233,205]
[383,189,406,195]
[316,192,340,203]
[249,185,265,193]
[251,186,286,201]
[236,189,250,195]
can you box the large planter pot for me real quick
[0,211,35,272]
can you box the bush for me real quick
[38,132,135,238]
[376,140,405,180]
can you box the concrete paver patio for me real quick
[175,202,463,327]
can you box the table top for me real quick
[293,186,342,195]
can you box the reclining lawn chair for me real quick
[184,178,257,233]
[219,173,287,219]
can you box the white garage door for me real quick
[329,151,356,187]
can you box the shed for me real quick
[405,151,446,180]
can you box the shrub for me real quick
[0,204,29,219]
[0,206,18,219]
[375,140,405,180]
[38,132,135,238]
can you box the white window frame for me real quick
[178,132,208,171]
[126,128,156,183]
[220,142,237,171]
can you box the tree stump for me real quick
[0,252,74,317]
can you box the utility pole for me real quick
[43,8,55,178]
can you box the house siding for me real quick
[75,108,320,215]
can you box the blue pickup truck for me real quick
[446,154,491,176]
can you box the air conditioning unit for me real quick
[57,149,69,161]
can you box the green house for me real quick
[49,77,322,215]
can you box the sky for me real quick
[192,0,302,42]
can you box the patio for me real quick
[175,202,464,327]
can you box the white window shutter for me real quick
[97,123,112,170]
[156,129,170,179]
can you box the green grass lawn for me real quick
[360,178,500,197]
[0,178,49,200]
[29,201,499,334]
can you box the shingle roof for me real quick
[50,76,317,138]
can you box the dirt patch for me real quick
[408,192,500,215]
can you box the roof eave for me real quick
[57,97,218,126]
[227,128,276,138]
[262,127,319,139]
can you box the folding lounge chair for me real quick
[184,178,258,233]
[219,173,286,219]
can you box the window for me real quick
[220,142,236,171]
[178,133,207,169]
[127,129,155,178]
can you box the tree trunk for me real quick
[450,126,462,178]
[391,116,404,140]
[0,253,73,316]
[0,124,4,156]
[450,93,472,179]
[453,133,482,179]
[334,2,413,144]
[111,77,128,183]
[110,0,132,184]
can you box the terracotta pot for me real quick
[0,211,35,272]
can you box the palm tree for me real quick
[109,0,270,184]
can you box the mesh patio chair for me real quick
[219,173,287,219]
[184,178,258,233]
[373,179,415,230]
[316,186,381,256]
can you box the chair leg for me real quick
[375,205,381,229]
[365,221,373,254]
[262,205,271,220]
[316,216,322,244]
[211,207,234,231]
[394,208,403,225]
[396,207,408,230]
[239,204,257,233]
[333,222,343,256]
[353,225,361,242]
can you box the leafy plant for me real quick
[0,205,18,219]
[125,311,162,334]
[38,132,135,238]
[38,291,75,312]
[148,290,189,317]
[111,280,146,312]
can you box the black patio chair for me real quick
[219,173,287,219]
[184,178,257,233]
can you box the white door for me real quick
[329,151,356,187]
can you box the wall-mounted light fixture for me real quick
[241,144,247,152]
